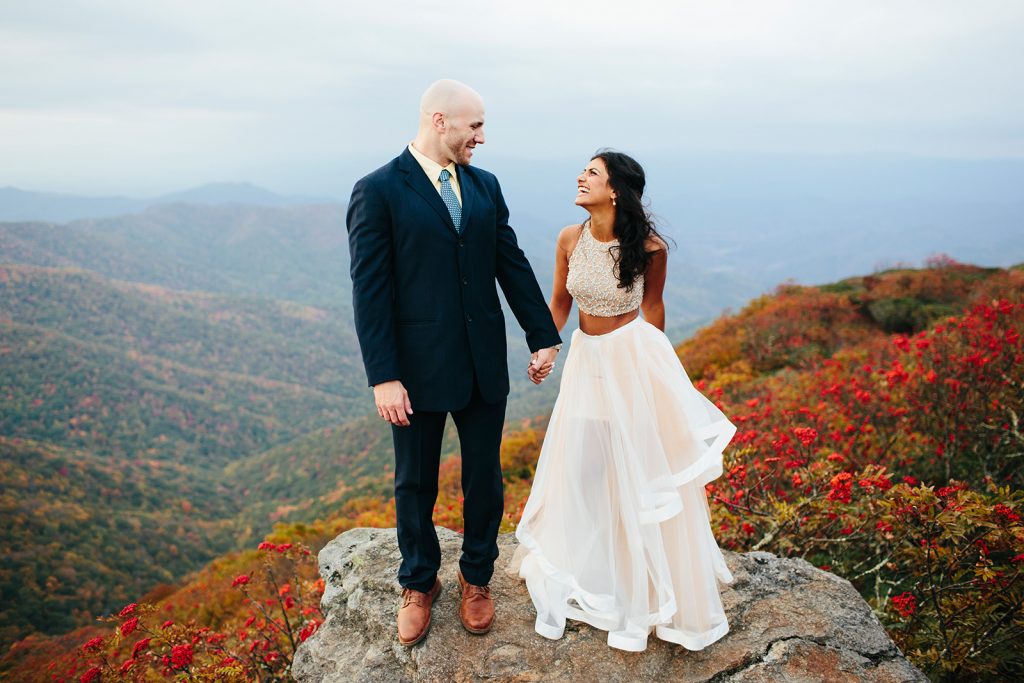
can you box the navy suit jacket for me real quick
[347,147,561,412]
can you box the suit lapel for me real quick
[398,148,458,235]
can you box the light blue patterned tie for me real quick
[438,168,462,233]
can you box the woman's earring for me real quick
[612,197,617,206]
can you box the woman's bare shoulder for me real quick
[557,223,585,251]
[645,234,669,253]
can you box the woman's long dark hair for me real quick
[591,148,668,291]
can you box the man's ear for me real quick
[432,112,445,132]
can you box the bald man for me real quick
[347,79,562,646]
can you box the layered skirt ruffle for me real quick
[508,317,736,651]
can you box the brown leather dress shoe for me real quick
[457,570,494,634]
[397,578,442,646]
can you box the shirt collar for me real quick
[408,143,457,182]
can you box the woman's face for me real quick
[575,156,616,208]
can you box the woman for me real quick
[508,150,737,652]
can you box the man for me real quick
[347,79,562,647]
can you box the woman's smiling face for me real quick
[575,156,616,207]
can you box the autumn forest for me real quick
[1,212,1022,682]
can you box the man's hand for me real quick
[527,346,559,384]
[373,380,413,426]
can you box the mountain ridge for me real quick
[0,183,338,222]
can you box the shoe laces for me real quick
[401,587,429,608]
[464,583,491,601]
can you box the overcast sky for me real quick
[2,1,1022,196]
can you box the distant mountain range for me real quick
[6,149,1023,304]
[1,204,350,305]
[0,182,336,223]
[486,152,1024,294]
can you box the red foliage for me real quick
[59,540,325,682]
[119,616,139,636]
[891,592,917,618]
[170,642,193,668]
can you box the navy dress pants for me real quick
[392,377,507,592]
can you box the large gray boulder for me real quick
[293,527,925,682]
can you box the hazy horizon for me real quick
[6,149,1024,206]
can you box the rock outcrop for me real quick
[293,527,925,682]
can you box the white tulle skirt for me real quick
[508,316,737,652]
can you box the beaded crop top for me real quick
[565,221,644,317]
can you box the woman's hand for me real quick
[528,348,558,384]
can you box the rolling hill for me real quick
[3,259,1020,682]
[0,263,374,648]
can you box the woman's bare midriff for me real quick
[578,308,640,336]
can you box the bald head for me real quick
[413,79,486,166]
[419,79,484,123]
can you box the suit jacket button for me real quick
[466,314,473,323]
[462,277,469,286]
[458,239,464,247]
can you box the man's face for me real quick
[441,98,486,166]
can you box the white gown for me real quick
[508,225,737,652]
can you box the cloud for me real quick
[1,0,1022,193]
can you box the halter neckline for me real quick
[583,219,618,245]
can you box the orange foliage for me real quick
[8,262,1023,681]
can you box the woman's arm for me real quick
[640,237,668,331]
[548,225,580,333]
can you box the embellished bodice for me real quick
[566,221,644,317]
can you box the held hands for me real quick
[373,380,413,426]
[527,346,560,385]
